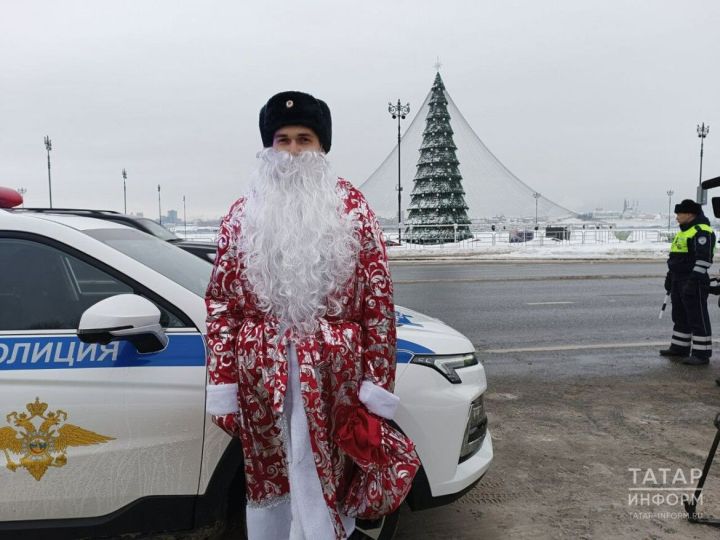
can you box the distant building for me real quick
[166,209,178,223]
[590,200,655,221]
[590,209,622,220]
[621,199,641,218]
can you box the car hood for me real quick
[396,304,466,342]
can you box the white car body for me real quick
[0,208,492,538]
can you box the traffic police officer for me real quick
[660,199,716,365]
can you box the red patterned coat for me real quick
[205,179,397,539]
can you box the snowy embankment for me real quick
[388,239,668,261]
[179,231,671,261]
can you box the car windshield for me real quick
[84,228,211,297]
[134,217,179,241]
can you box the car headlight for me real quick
[410,353,478,384]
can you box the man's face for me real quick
[676,212,696,225]
[272,125,322,155]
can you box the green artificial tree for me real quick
[405,72,472,244]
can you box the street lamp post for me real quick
[16,187,27,208]
[666,190,674,232]
[697,122,710,203]
[122,169,127,214]
[44,136,53,208]
[533,192,541,228]
[388,99,410,244]
[183,195,187,237]
[157,184,162,225]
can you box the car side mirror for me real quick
[712,197,720,219]
[77,294,168,354]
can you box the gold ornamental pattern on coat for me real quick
[0,397,114,481]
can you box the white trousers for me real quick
[246,344,355,540]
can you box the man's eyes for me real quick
[275,137,314,145]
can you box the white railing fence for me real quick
[174,223,675,250]
[383,224,674,249]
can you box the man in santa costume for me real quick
[205,91,399,540]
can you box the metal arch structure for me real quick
[359,74,577,222]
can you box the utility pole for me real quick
[122,169,127,214]
[697,122,710,204]
[666,190,674,232]
[44,136,53,208]
[157,184,162,224]
[388,99,410,243]
[533,192,541,228]
[183,195,187,237]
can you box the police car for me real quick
[12,207,218,263]
[0,188,492,540]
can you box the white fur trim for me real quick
[206,383,240,415]
[359,380,400,420]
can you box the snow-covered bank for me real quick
[388,239,668,261]
[179,231,671,261]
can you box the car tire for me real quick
[349,508,400,540]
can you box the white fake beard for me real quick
[237,148,359,337]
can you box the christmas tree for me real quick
[405,72,472,244]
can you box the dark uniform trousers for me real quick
[670,274,712,358]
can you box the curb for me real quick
[388,255,667,263]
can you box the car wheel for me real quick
[349,509,400,540]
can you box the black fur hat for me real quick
[674,199,702,214]
[259,91,332,152]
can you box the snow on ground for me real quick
[179,231,671,260]
[388,238,668,260]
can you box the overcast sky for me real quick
[2,0,719,220]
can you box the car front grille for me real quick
[459,395,487,463]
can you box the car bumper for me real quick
[405,429,493,511]
[435,428,493,496]
[394,362,494,502]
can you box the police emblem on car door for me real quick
[0,397,114,481]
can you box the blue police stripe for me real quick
[0,334,206,370]
[396,338,434,364]
[0,335,430,369]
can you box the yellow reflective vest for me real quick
[670,224,715,254]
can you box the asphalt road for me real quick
[394,346,720,540]
[389,260,719,351]
[389,260,720,540]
